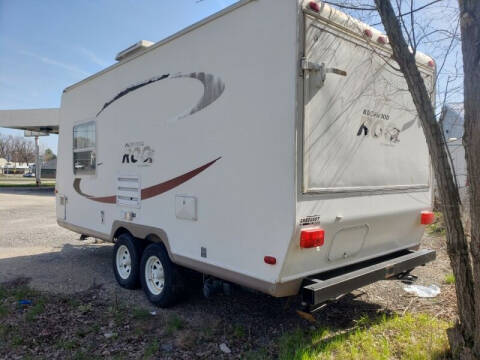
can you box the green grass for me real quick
[0,305,8,318]
[444,273,456,285]
[10,284,38,301]
[166,313,185,335]
[132,307,152,320]
[233,324,246,339]
[427,212,446,235]
[55,338,79,351]
[144,339,159,359]
[276,313,450,360]
[25,300,45,322]
[77,303,93,313]
[0,286,7,301]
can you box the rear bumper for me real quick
[302,249,436,306]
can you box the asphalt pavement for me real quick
[0,191,127,296]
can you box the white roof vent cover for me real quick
[115,40,154,62]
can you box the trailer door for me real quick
[302,14,433,193]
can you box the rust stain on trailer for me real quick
[73,157,221,204]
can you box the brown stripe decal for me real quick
[73,157,221,204]
[73,178,117,204]
[141,157,221,200]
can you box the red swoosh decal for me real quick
[73,157,221,204]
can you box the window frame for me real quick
[73,120,97,176]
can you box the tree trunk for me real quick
[458,0,480,356]
[374,1,477,357]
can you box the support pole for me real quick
[35,136,41,186]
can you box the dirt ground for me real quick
[0,191,457,358]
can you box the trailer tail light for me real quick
[264,256,276,265]
[300,228,325,248]
[309,1,320,12]
[428,60,435,68]
[421,211,435,225]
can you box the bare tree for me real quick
[16,138,36,164]
[0,134,36,164]
[373,0,478,357]
[457,0,480,357]
[0,134,10,159]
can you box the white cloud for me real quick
[19,50,90,77]
[78,47,110,68]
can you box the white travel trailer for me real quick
[0,0,437,308]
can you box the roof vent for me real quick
[115,40,154,62]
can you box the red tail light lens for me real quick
[300,228,325,248]
[421,211,435,225]
[264,256,276,265]
[309,1,320,12]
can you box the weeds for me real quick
[0,304,8,318]
[77,303,93,313]
[144,339,159,359]
[427,212,446,235]
[444,273,456,284]
[25,300,45,322]
[233,324,246,339]
[166,313,185,335]
[132,307,151,320]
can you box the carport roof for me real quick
[0,108,59,134]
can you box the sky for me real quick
[0,0,463,154]
[0,0,238,153]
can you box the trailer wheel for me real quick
[140,243,182,307]
[113,233,141,289]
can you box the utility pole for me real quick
[24,130,47,186]
[35,135,41,186]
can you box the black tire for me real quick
[112,233,141,289]
[140,243,183,307]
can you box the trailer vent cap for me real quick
[308,1,320,12]
[115,40,154,62]
[363,29,373,38]
[377,35,388,45]
[300,228,325,248]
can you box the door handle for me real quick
[302,59,347,89]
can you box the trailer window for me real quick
[73,121,96,175]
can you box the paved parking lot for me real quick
[0,191,123,295]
